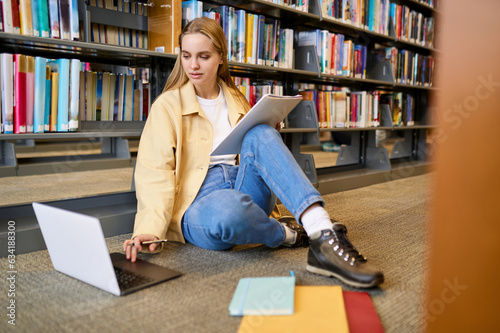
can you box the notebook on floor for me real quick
[32,202,182,296]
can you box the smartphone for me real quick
[141,239,168,245]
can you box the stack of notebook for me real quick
[228,274,384,333]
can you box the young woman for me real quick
[123,17,383,288]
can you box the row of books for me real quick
[262,0,310,13]
[321,0,392,35]
[375,46,434,86]
[391,2,434,47]
[298,29,368,78]
[320,0,435,48]
[0,53,149,134]
[1,0,79,40]
[299,85,415,128]
[88,0,149,49]
[234,77,284,107]
[183,1,295,68]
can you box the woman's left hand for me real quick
[275,122,282,132]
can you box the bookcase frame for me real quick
[0,0,437,256]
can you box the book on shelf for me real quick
[48,58,70,131]
[148,0,181,53]
[228,274,296,316]
[103,0,119,45]
[14,54,27,134]
[69,0,79,40]
[68,58,80,130]
[1,0,21,34]
[47,0,60,38]
[33,57,47,133]
[181,0,203,29]
[58,0,70,40]
[1,54,14,133]
[123,74,134,121]
[18,0,32,36]
[49,71,58,131]
[45,66,52,131]
[36,0,50,37]
[25,56,35,133]
[299,84,387,129]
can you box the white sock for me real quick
[300,205,333,238]
[280,223,297,245]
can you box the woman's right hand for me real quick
[122,234,159,262]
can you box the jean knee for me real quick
[246,124,276,138]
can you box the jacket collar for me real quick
[179,79,247,126]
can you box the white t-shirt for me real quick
[196,86,237,166]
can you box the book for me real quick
[58,0,70,40]
[1,0,14,33]
[210,94,303,156]
[229,275,295,316]
[14,54,27,133]
[123,73,134,120]
[237,285,349,333]
[1,53,14,133]
[148,0,181,54]
[30,0,39,36]
[26,56,35,132]
[10,0,21,34]
[49,71,58,131]
[343,291,384,333]
[69,0,79,40]
[33,57,47,133]
[36,0,50,37]
[48,58,70,131]
[44,65,51,131]
[68,58,80,131]
[47,0,59,38]
[18,0,33,35]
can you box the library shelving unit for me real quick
[0,0,437,256]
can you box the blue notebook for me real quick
[228,274,296,316]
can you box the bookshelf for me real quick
[0,0,437,256]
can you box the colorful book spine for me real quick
[37,0,50,37]
[235,9,246,63]
[25,56,35,132]
[1,0,14,33]
[49,71,58,131]
[123,74,134,121]
[10,0,21,34]
[18,0,33,35]
[68,58,80,131]
[48,0,60,38]
[44,66,51,131]
[14,54,27,133]
[69,0,79,40]
[53,58,70,131]
[33,57,47,133]
[30,0,40,36]
[1,54,14,133]
[58,0,71,40]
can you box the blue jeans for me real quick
[181,124,324,250]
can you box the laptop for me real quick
[32,202,182,296]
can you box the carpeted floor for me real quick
[0,173,431,333]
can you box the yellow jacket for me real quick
[132,79,250,244]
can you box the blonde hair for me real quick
[162,17,250,108]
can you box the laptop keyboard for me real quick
[114,267,154,290]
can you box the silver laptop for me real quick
[32,202,181,296]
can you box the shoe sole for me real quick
[306,264,382,288]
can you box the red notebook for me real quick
[342,291,384,333]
